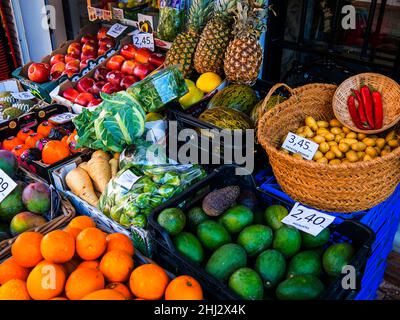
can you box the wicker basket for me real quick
[333,73,400,134]
[258,83,400,213]
[0,195,76,260]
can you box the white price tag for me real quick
[107,23,128,38]
[49,113,77,124]
[132,30,154,51]
[282,132,319,160]
[116,170,141,190]
[11,91,35,100]
[281,203,335,236]
[0,169,17,203]
[138,13,154,32]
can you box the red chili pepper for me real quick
[360,85,375,129]
[353,89,369,129]
[372,91,383,129]
[347,95,364,130]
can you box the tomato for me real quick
[17,128,35,142]
[25,133,45,149]
[12,144,29,158]
[61,135,69,145]
[37,121,55,137]
[42,140,71,165]
[66,132,81,154]
[3,137,24,151]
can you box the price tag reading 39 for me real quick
[281,203,335,236]
[0,169,17,203]
[282,132,319,160]
[49,113,77,125]
[132,30,154,51]
[107,23,128,38]
[11,91,35,100]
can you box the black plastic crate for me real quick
[148,165,375,300]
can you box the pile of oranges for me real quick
[0,216,203,300]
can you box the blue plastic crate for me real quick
[256,171,400,300]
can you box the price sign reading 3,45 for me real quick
[0,169,17,203]
[281,132,319,160]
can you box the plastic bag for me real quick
[157,0,185,41]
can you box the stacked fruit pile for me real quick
[0,216,203,300]
[157,185,355,300]
[28,27,116,83]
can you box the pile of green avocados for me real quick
[157,185,355,300]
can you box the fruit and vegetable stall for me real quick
[0,0,399,302]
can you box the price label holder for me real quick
[0,169,17,203]
[132,30,154,51]
[116,170,141,190]
[282,132,319,160]
[107,23,128,38]
[281,203,335,236]
[11,91,35,100]
[49,113,77,125]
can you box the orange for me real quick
[0,279,31,300]
[106,282,133,300]
[165,276,203,300]
[76,227,107,261]
[0,257,30,285]
[77,260,100,270]
[42,140,71,165]
[68,216,95,230]
[40,230,75,263]
[129,264,169,300]
[26,260,66,300]
[51,297,68,300]
[81,289,125,300]
[100,250,134,282]
[64,226,82,240]
[11,231,43,268]
[65,267,105,300]
[106,233,134,256]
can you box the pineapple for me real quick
[224,0,269,85]
[193,0,237,75]
[164,0,214,78]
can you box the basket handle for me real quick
[258,83,294,119]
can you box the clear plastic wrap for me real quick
[157,0,185,41]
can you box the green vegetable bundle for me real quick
[157,0,185,42]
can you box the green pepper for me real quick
[130,214,147,229]
[119,213,131,228]
[110,207,123,222]
[158,184,176,198]
[143,181,157,194]
[150,195,164,207]
[136,193,151,209]
[125,203,140,218]
[162,172,180,186]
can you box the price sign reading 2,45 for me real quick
[0,169,17,203]
[281,132,319,160]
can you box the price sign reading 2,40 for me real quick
[0,169,17,203]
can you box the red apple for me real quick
[50,54,65,66]
[67,42,82,56]
[106,55,125,71]
[98,46,108,57]
[82,43,98,56]
[121,60,137,75]
[91,81,106,96]
[75,92,95,107]
[28,63,50,83]
[65,53,80,63]
[135,48,152,64]
[81,34,96,45]
[101,82,122,94]
[94,67,109,81]
[80,58,89,71]
[120,76,138,89]
[65,60,80,73]
[106,71,124,86]
[87,99,102,108]
[62,70,76,78]
[62,87,80,102]
[149,53,165,68]
[133,63,153,80]
[80,53,97,62]
[120,44,137,60]
[77,78,95,93]
[97,27,109,41]
[98,37,115,48]
[50,62,66,80]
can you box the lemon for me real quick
[146,113,164,122]
[179,86,204,109]
[196,72,223,93]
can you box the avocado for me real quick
[237,225,273,257]
[264,205,288,231]
[219,205,254,234]
[202,186,240,217]
[255,249,286,289]
[0,182,25,222]
[287,251,322,278]
[229,267,264,300]
[157,208,186,236]
[273,225,301,258]
[302,228,330,249]
[197,220,231,251]
[205,243,247,281]
[187,207,209,230]
[322,243,355,277]
[276,275,324,300]
[173,232,205,265]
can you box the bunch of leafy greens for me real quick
[73,91,146,153]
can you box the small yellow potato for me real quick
[317,128,330,136]
[324,133,335,142]
[313,151,324,161]
[338,142,350,153]
[317,121,329,128]
[346,150,359,163]
[388,139,399,148]
[375,138,386,149]
[385,131,397,142]
[363,154,373,161]
[346,132,357,139]
[365,146,378,158]
[328,141,338,147]
[342,127,351,134]
[331,127,342,135]
[313,135,325,144]
[325,151,336,160]
[351,142,367,152]
[319,142,330,153]
[357,133,367,140]
[304,127,315,138]
[330,145,343,158]
[357,151,366,160]
[330,119,342,127]
[329,159,342,165]
[316,157,328,164]
[305,116,318,131]
[362,138,376,147]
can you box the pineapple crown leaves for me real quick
[188,0,215,32]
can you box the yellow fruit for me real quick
[196,72,223,93]
[179,86,204,109]
[146,113,164,122]
[185,79,196,88]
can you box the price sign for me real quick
[11,91,35,100]
[132,30,154,51]
[107,23,128,38]
[116,170,141,190]
[281,203,335,236]
[282,132,319,160]
[49,113,77,125]
[0,169,17,203]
